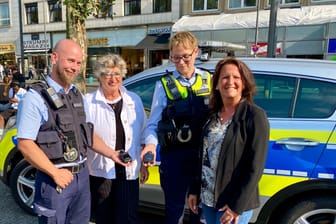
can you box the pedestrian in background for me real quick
[188,57,270,224]
[0,80,26,138]
[86,54,148,224]
[142,31,212,224]
[17,39,130,224]
[27,65,36,80]
[0,63,4,80]
[0,76,11,112]
[12,66,26,88]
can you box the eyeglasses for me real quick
[101,72,122,79]
[170,49,195,63]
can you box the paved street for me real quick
[0,180,167,224]
[0,181,37,224]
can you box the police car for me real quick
[0,57,336,224]
[124,57,336,224]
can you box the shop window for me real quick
[93,0,113,18]
[0,52,15,65]
[153,0,171,13]
[48,0,62,22]
[228,0,256,9]
[25,3,38,25]
[193,0,218,11]
[124,0,140,16]
[0,2,9,26]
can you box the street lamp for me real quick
[18,0,25,75]
[267,0,280,58]
[254,0,260,57]
[43,0,48,71]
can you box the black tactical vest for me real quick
[31,82,93,164]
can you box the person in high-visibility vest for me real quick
[141,31,211,224]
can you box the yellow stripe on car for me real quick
[258,174,308,197]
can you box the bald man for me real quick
[17,39,129,224]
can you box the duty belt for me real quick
[55,158,86,174]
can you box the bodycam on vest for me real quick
[32,82,94,173]
[157,70,211,150]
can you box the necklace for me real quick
[219,110,235,122]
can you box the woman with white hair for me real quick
[85,54,148,224]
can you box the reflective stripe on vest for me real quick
[161,70,211,101]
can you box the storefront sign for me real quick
[328,38,336,53]
[148,26,171,35]
[88,37,109,46]
[0,44,15,52]
[24,39,50,50]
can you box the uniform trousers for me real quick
[34,163,90,224]
[159,148,201,224]
[90,175,139,224]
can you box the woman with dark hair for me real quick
[188,57,270,224]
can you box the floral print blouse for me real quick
[201,114,232,207]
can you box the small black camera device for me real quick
[143,152,154,164]
[43,87,64,109]
[119,150,132,163]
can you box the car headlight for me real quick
[5,115,17,130]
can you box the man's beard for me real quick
[58,68,76,85]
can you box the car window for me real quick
[125,76,160,110]
[294,79,336,118]
[254,73,336,118]
[254,74,295,118]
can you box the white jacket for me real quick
[85,86,147,180]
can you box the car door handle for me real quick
[275,138,320,151]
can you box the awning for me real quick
[135,34,170,49]
[24,49,51,53]
[199,40,246,51]
[172,5,336,32]
[0,51,15,54]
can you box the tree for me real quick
[63,0,115,93]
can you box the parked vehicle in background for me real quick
[125,57,336,224]
[1,57,336,224]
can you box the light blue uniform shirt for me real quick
[144,68,203,146]
[17,76,90,140]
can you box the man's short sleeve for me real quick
[17,89,48,140]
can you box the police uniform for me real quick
[149,68,211,224]
[17,77,93,224]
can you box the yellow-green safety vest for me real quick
[161,70,211,101]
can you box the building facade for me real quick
[14,0,179,76]
[0,0,20,68]
[176,0,336,60]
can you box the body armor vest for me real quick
[32,82,93,164]
[158,70,211,150]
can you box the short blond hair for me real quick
[169,31,198,51]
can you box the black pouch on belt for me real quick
[157,120,177,148]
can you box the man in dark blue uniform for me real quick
[141,31,211,224]
[17,39,129,224]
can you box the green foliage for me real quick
[63,0,115,22]
[62,0,115,93]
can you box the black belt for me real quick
[62,163,85,174]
